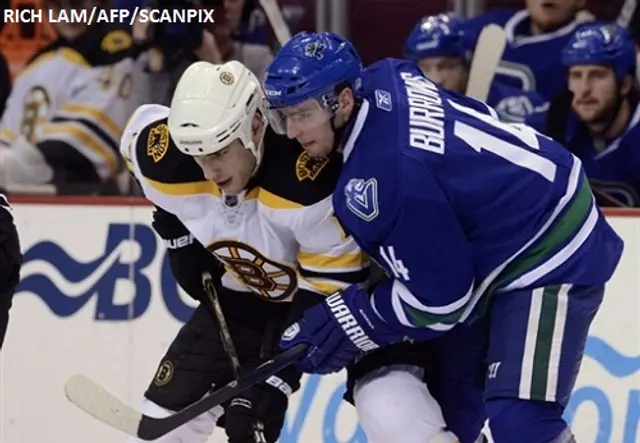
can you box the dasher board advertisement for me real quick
[1,201,638,443]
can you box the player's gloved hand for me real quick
[279,285,403,374]
[224,367,298,443]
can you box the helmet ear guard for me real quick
[168,60,267,166]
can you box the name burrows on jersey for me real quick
[0,23,141,181]
[122,104,369,302]
[334,59,622,337]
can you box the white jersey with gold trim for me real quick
[121,104,369,302]
[0,24,145,183]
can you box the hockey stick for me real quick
[258,0,292,46]
[201,272,266,443]
[465,24,507,102]
[64,344,307,440]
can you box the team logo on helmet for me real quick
[220,71,235,85]
[147,123,170,163]
[305,42,326,60]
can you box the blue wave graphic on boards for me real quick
[584,336,640,378]
[17,223,163,320]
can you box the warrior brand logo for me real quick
[325,293,379,352]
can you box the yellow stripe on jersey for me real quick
[258,188,303,209]
[144,177,261,201]
[297,251,368,271]
[20,49,90,78]
[144,177,222,196]
[60,103,122,142]
[42,122,118,176]
[0,128,17,145]
[297,272,349,295]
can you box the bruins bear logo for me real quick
[295,151,329,181]
[147,124,169,163]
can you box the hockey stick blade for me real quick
[64,343,308,440]
[465,24,507,102]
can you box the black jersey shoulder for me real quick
[27,23,135,68]
[258,127,342,206]
[71,23,136,66]
[134,117,206,184]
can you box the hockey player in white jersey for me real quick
[0,0,144,193]
[120,60,372,443]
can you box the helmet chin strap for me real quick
[249,116,268,175]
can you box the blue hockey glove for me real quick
[279,285,403,374]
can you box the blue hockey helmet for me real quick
[403,13,466,62]
[561,22,637,80]
[263,31,363,134]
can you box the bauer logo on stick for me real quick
[147,124,169,163]
[154,360,174,386]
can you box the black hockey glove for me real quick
[223,364,301,443]
[152,206,224,301]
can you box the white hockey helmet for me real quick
[168,61,267,164]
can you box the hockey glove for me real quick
[224,366,299,443]
[279,285,403,374]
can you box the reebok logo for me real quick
[326,293,379,352]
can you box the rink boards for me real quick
[1,198,639,443]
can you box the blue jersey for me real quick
[564,103,640,206]
[487,81,548,126]
[466,9,579,101]
[334,58,623,338]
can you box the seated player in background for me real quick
[0,0,145,194]
[264,31,623,443]
[120,59,370,443]
[138,0,273,106]
[465,0,593,101]
[404,12,548,126]
[544,22,640,207]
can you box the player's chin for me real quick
[303,142,332,158]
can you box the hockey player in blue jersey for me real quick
[404,12,548,128]
[263,31,624,443]
[465,0,593,100]
[553,22,640,206]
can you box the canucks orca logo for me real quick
[344,178,379,221]
[305,42,326,60]
[17,223,195,323]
